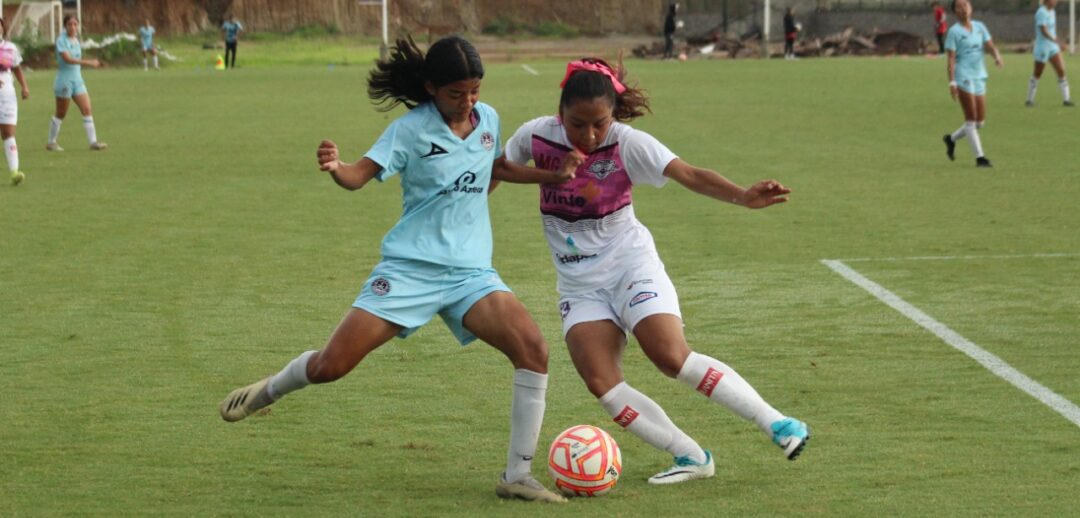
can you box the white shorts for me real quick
[0,92,17,125]
[558,261,682,338]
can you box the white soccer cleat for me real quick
[648,450,715,485]
[45,142,63,151]
[495,474,567,503]
[220,377,273,422]
[90,142,108,151]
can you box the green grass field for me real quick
[2,49,1078,516]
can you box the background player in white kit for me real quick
[0,17,29,186]
[499,58,809,485]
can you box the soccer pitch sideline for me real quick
[1,55,1078,515]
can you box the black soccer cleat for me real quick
[1065,100,1075,107]
[976,157,992,168]
[942,134,956,161]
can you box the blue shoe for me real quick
[771,418,810,461]
[647,449,715,485]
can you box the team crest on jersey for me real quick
[588,159,617,180]
[480,132,495,150]
[559,301,571,319]
[371,278,391,296]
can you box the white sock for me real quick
[48,116,62,144]
[143,57,148,70]
[599,382,706,463]
[676,351,784,436]
[504,369,547,483]
[950,125,967,141]
[266,350,316,400]
[153,55,159,69]
[1059,78,1071,102]
[1027,77,1039,103]
[82,116,98,145]
[3,137,17,172]
[976,120,985,130]
[964,121,984,158]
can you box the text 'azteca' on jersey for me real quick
[363,102,500,269]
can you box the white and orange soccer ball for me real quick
[547,424,622,497]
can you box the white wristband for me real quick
[948,81,957,88]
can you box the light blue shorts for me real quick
[957,76,987,96]
[53,77,87,98]
[1033,42,1060,64]
[353,258,510,345]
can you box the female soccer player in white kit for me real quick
[219,36,579,503]
[941,0,1002,167]
[498,58,809,485]
[1024,0,1072,107]
[0,17,29,186]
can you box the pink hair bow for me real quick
[559,59,626,94]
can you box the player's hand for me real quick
[553,149,584,183]
[949,84,959,101]
[20,87,28,100]
[317,139,342,173]
[88,59,102,68]
[993,55,1003,68]
[736,179,791,209]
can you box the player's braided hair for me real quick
[368,35,484,111]
[559,57,650,122]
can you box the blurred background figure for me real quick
[932,1,948,55]
[663,3,679,60]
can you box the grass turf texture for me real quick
[1,54,1078,515]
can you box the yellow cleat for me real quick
[11,170,24,186]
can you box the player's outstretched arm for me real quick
[13,67,28,99]
[316,140,381,191]
[491,151,582,185]
[984,40,1003,68]
[663,158,790,209]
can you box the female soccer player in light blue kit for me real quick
[219,36,579,503]
[47,15,106,152]
[941,0,1002,168]
[138,20,159,71]
[499,58,808,485]
[1025,0,1072,107]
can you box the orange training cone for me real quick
[215,55,225,70]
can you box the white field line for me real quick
[521,64,539,76]
[821,259,1080,429]
[837,253,1080,263]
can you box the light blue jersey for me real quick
[222,21,242,43]
[363,101,501,269]
[139,26,155,50]
[55,33,82,80]
[1033,6,1060,63]
[946,21,991,84]
[54,33,87,98]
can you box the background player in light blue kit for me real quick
[47,15,107,152]
[219,35,579,503]
[138,19,158,71]
[1024,0,1072,107]
[941,0,1001,168]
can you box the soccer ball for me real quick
[547,425,622,497]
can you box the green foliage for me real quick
[482,16,526,36]
[483,17,580,38]
[533,21,580,38]
[2,57,1079,515]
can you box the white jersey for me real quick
[0,40,23,94]
[505,116,678,295]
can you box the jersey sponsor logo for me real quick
[559,301,571,319]
[542,188,588,207]
[588,159,617,180]
[371,277,391,296]
[421,142,449,158]
[613,405,640,427]
[437,171,485,195]
[556,252,598,264]
[695,367,724,397]
[480,131,495,150]
[627,279,654,290]
[629,291,658,307]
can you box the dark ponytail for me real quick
[559,58,650,122]
[368,35,485,111]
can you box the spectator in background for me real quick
[783,7,800,60]
[932,1,948,54]
[663,3,678,60]
[221,14,243,69]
